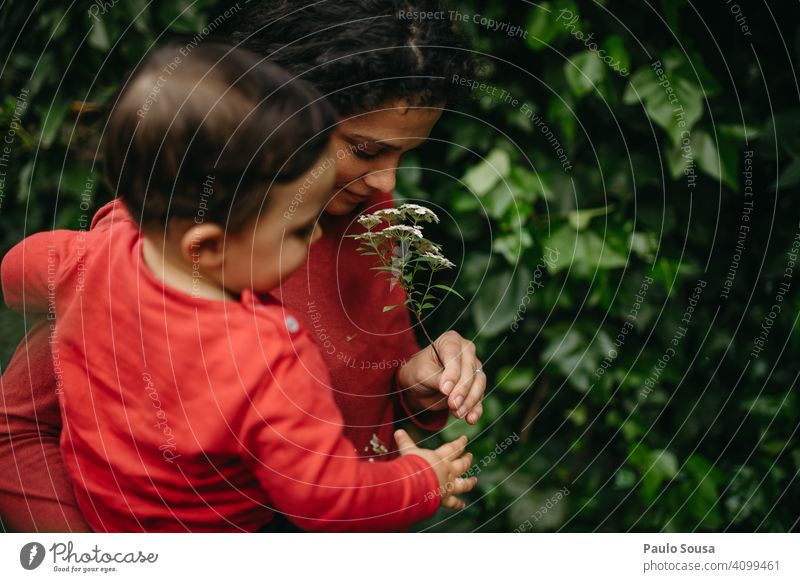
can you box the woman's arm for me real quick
[0,319,90,532]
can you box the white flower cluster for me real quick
[398,203,440,223]
[421,252,455,270]
[353,203,454,271]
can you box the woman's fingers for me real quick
[430,331,486,424]
[461,362,486,423]
[466,402,483,425]
[449,344,483,418]
[435,331,464,397]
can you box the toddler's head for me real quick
[104,41,337,296]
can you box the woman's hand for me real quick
[397,331,486,424]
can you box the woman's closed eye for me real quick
[353,145,382,160]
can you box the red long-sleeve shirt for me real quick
[1,204,440,532]
[0,195,447,532]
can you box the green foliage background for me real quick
[1,1,798,532]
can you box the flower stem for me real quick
[411,308,444,369]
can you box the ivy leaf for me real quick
[541,327,591,391]
[38,101,70,148]
[623,65,704,145]
[546,225,628,275]
[567,205,613,231]
[472,266,531,337]
[564,51,606,99]
[16,160,35,203]
[772,158,800,190]
[692,130,739,190]
[526,2,562,51]
[59,166,97,200]
[667,136,694,180]
[602,35,630,74]
[547,94,577,146]
[623,67,661,105]
[462,148,511,196]
[497,366,534,394]
[483,180,516,219]
[680,454,723,528]
[493,230,533,265]
[630,447,679,504]
[88,19,111,51]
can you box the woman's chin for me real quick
[324,194,363,216]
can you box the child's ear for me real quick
[179,223,226,269]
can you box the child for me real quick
[1,42,475,532]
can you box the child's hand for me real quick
[394,429,476,509]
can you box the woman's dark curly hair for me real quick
[224,0,476,115]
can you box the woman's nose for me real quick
[362,167,397,194]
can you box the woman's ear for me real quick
[178,223,226,270]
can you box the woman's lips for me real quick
[339,187,372,203]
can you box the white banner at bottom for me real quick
[1,533,797,581]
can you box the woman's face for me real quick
[325,101,443,216]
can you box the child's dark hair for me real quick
[225,0,476,115]
[105,41,336,231]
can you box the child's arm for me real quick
[239,322,474,532]
[1,230,78,314]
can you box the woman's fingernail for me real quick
[457,406,466,417]
[454,395,463,408]
[443,381,454,394]
[467,413,476,424]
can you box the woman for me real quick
[0,0,484,531]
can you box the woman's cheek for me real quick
[334,152,366,186]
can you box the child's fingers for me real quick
[393,429,417,455]
[436,434,468,460]
[441,495,466,510]
[443,476,476,498]
[448,476,477,495]
[453,453,473,476]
